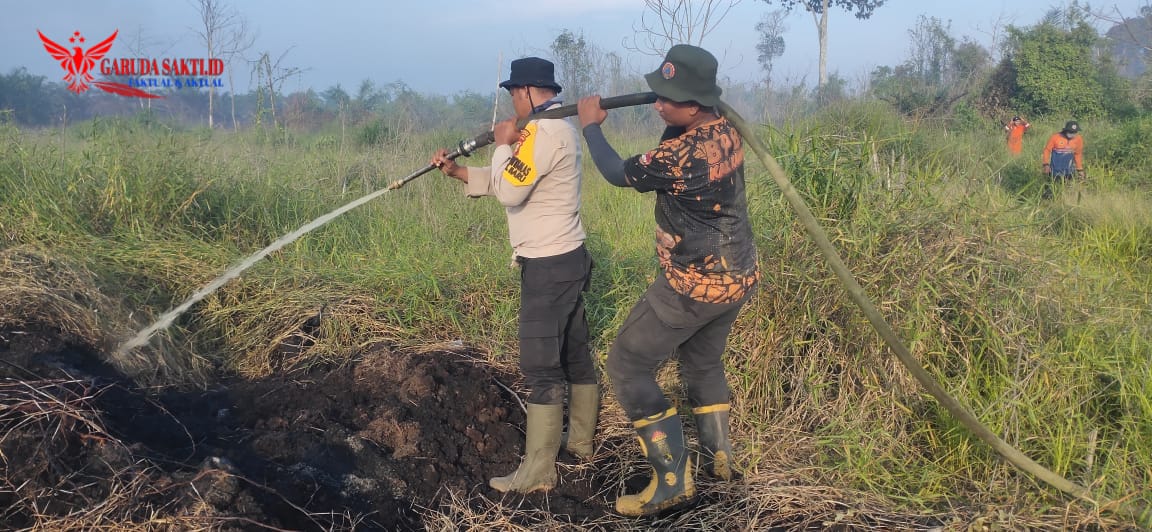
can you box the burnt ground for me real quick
[0,328,617,531]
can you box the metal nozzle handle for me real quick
[388,92,657,190]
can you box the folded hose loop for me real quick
[717,100,1148,526]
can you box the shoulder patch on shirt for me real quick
[502,122,539,186]
[639,151,654,166]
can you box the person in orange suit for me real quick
[1004,115,1030,155]
[1040,120,1085,198]
[1041,120,1085,180]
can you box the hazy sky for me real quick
[3,0,1101,96]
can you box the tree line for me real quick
[1,2,1149,135]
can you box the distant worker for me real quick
[1004,115,1030,155]
[577,44,759,516]
[1040,120,1085,198]
[430,57,599,494]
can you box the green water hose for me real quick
[717,100,1149,526]
[401,93,1146,524]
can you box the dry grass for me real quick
[197,283,407,378]
[3,117,1149,529]
[412,349,1017,531]
[0,377,174,529]
[0,245,205,385]
[0,237,1141,531]
[416,351,1138,530]
[0,376,376,531]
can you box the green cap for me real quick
[644,44,722,107]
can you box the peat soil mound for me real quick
[0,329,610,530]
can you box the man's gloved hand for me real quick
[1042,163,1051,176]
[1077,169,1086,180]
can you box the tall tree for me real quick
[250,48,303,128]
[550,30,596,99]
[759,0,887,89]
[756,8,788,89]
[995,8,1108,118]
[907,16,955,87]
[1091,2,1152,79]
[220,18,255,130]
[627,0,742,56]
[870,16,989,117]
[191,0,243,128]
[321,84,351,111]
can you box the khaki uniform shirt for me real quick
[465,105,585,259]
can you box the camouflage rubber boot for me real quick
[489,403,562,493]
[615,408,695,516]
[693,404,734,481]
[561,383,599,460]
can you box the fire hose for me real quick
[114,93,660,358]
[386,92,659,190]
[116,88,1146,524]
[393,91,1142,522]
[397,90,1148,524]
[716,101,1148,526]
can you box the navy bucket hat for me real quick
[499,57,562,93]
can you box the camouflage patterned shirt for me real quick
[622,116,759,304]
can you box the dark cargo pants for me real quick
[607,275,753,421]
[517,244,596,405]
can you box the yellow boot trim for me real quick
[711,450,731,481]
[615,456,695,516]
[691,404,730,415]
[616,467,659,515]
[634,407,677,429]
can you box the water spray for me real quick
[114,92,658,358]
[113,90,1146,525]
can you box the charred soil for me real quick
[0,329,611,530]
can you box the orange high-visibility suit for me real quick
[1005,119,1030,155]
[1041,132,1084,177]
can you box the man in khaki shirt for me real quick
[431,57,598,494]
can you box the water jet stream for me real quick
[115,92,659,358]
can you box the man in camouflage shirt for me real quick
[577,44,759,516]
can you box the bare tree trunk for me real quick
[208,56,215,128]
[815,0,829,89]
[204,9,215,128]
[228,63,238,130]
[266,59,277,127]
[194,0,244,129]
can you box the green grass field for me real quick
[2,105,1150,529]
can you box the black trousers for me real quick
[607,275,753,421]
[517,245,596,405]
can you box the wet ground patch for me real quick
[0,329,611,530]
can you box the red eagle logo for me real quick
[38,29,117,94]
[37,29,161,99]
